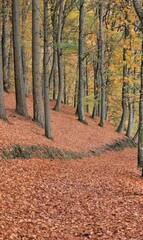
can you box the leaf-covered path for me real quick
[0,94,143,239]
[0,148,143,240]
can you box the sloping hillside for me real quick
[1,93,125,155]
[0,94,143,240]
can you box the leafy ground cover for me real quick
[0,94,143,239]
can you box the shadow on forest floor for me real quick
[1,138,137,161]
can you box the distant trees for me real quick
[53,0,76,112]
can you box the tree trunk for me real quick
[49,44,57,99]
[49,9,57,99]
[116,25,129,133]
[85,57,89,113]
[116,82,128,133]
[132,0,143,175]
[54,0,64,111]
[7,32,13,86]
[126,98,134,138]
[133,127,138,143]
[74,78,78,108]
[99,2,106,127]
[92,56,99,119]
[64,60,67,104]
[97,22,101,118]
[43,0,52,139]
[77,0,87,124]
[2,0,9,92]
[53,66,57,100]
[12,0,28,116]
[0,36,6,120]
[32,0,44,125]
[21,0,28,96]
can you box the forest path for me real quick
[0,94,142,239]
[0,148,143,240]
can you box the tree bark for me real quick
[12,0,28,116]
[32,0,44,125]
[44,0,52,139]
[50,5,57,100]
[77,0,87,124]
[92,56,99,119]
[64,60,67,104]
[21,0,28,96]
[133,0,143,26]
[85,57,89,113]
[0,37,6,120]
[99,2,106,127]
[2,0,10,92]
[116,25,129,133]
[133,0,143,172]
[133,127,138,143]
[126,96,134,138]
[7,32,13,86]
[74,78,78,108]
[54,0,64,111]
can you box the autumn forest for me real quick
[0,0,143,239]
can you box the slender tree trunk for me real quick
[53,66,57,100]
[99,2,106,127]
[95,13,101,118]
[116,25,129,133]
[92,56,99,119]
[0,37,6,120]
[116,82,128,133]
[77,0,87,124]
[67,83,71,105]
[74,78,78,108]
[74,61,79,109]
[133,127,138,143]
[44,0,52,139]
[64,61,67,104]
[126,97,134,138]
[85,57,89,113]
[7,32,13,86]
[132,0,143,176]
[32,0,44,125]
[2,0,9,92]
[12,0,27,116]
[50,44,57,99]
[21,0,28,96]
[54,0,64,111]
[105,62,110,121]
[126,47,135,138]
[49,12,57,98]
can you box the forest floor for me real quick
[0,94,143,240]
